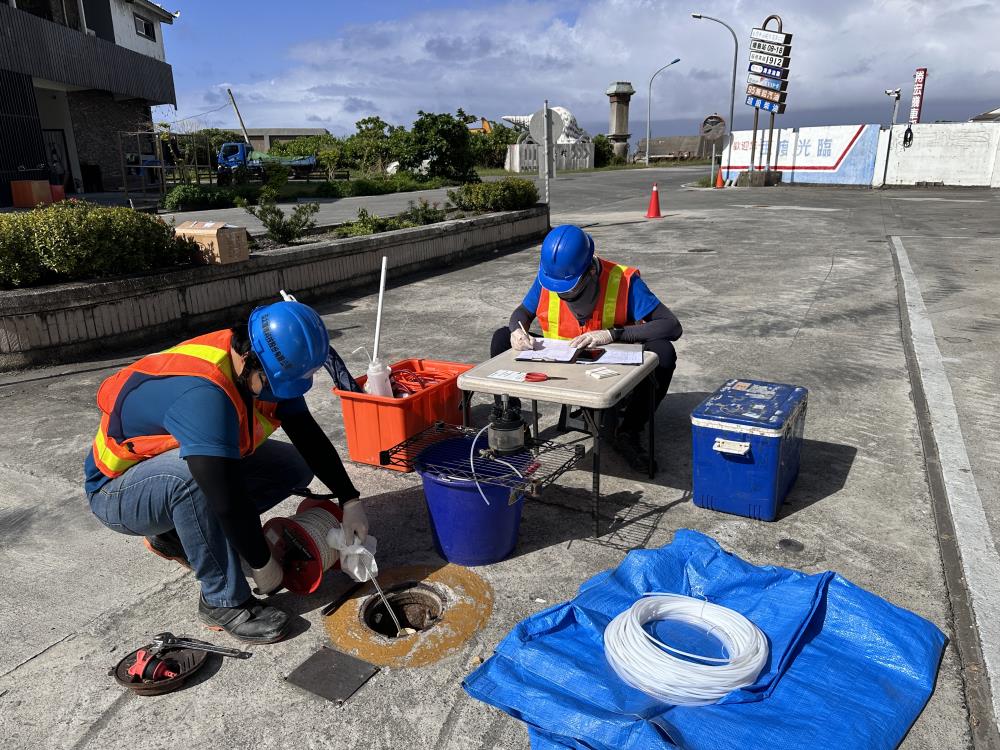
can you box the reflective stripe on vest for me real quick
[536,258,637,340]
[91,330,281,479]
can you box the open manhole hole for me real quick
[362,584,443,638]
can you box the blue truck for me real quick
[216,142,317,183]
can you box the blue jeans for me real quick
[88,440,313,607]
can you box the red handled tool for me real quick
[127,649,178,681]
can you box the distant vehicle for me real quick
[216,142,317,183]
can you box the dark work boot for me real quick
[143,528,190,569]
[198,594,291,644]
[612,429,658,475]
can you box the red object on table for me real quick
[524,372,548,382]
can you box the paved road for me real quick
[1,169,996,749]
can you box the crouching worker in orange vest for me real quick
[85,300,367,644]
[490,224,682,473]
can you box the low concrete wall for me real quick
[0,205,549,371]
[873,123,1000,187]
[722,124,880,185]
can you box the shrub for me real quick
[314,181,346,199]
[0,200,197,288]
[163,184,232,211]
[447,177,538,212]
[238,195,319,244]
[334,208,409,238]
[593,134,614,168]
[398,198,447,226]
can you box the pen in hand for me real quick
[518,321,538,350]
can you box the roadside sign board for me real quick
[909,67,928,124]
[750,27,791,44]
[745,22,792,115]
[746,84,785,103]
[747,73,786,91]
[745,95,784,114]
[748,62,788,80]
[749,50,789,68]
[749,39,791,56]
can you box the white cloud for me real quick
[176,0,1000,134]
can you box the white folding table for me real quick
[457,346,660,533]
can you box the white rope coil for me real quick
[603,593,768,706]
[290,506,340,572]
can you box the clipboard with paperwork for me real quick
[514,339,577,363]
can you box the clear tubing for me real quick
[603,593,768,706]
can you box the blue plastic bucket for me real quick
[415,436,526,566]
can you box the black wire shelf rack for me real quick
[379,421,587,496]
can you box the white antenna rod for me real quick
[372,256,388,361]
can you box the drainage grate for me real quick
[362,584,443,639]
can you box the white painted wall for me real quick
[876,123,1000,187]
[109,0,165,61]
[33,85,83,190]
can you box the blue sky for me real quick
[158,0,999,141]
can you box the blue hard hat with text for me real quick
[538,225,595,293]
[248,301,329,399]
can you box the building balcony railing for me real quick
[0,3,176,105]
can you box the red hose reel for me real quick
[262,496,344,595]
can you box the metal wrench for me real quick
[151,632,252,659]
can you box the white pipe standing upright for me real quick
[373,256,388,361]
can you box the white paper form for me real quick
[590,345,643,365]
[514,339,578,363]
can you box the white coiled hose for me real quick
[289,506,341,572]
[603,593,768,706]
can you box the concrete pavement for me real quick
[1,167,995,749]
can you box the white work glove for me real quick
[510,327,535,351]
[570,329,614,349]
[341,499,369,545]
[250,555,284,596]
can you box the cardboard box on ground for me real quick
[175,221,250,265]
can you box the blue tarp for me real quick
[463,530,946,750]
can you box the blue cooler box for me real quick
[691,379,808,521]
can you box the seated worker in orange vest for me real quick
[490,224,682,473]
[85,300,367,644]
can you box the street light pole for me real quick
[646,58,681,165]
[691,12,738,182]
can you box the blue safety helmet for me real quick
[248,301,329,399]
[537,225,595,293]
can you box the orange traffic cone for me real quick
[714,168,725,189]
[645,183,662,219]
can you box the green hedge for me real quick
[0,200,197,289]
[447,177,538,212]
[162,184,259,211]
[163,174,458,209]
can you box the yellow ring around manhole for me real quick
[324,564,493,668]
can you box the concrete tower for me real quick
[605,81,636,159]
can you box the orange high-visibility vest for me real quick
[91,330,281,479]
[536,257,639,340]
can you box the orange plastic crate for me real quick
[334,358,473,472]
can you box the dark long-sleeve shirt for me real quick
[186,410,359,569]
[508,302,682,343]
